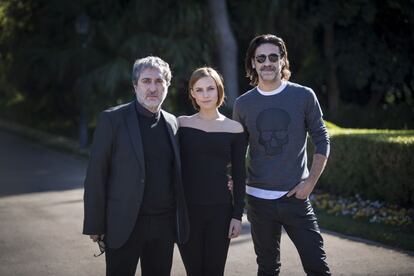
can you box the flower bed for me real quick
[311,193,413,226]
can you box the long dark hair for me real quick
[245,34,291,86]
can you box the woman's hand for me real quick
[228,218,242,239]
[90,234,105,242]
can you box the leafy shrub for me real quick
[316,127,414,207]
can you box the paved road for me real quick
[1,130,413,276]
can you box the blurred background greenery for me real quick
[1,0,413,143]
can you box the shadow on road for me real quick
[0,130,86,197]
[320,228,414,257]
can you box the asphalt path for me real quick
[1,130,413,276]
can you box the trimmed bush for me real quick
[316,128,414,207]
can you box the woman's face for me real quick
[191,76,219,111]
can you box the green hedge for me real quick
[316,127,414,207]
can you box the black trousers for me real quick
[105,213,176,276]
[179,204,232,276]
[247,195,331,276]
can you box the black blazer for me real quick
[82,101,189,249]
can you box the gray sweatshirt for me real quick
[232,82,330,191]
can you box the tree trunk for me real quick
[207,0,239,108]
[323,21,341,115]
[77,71,89,149]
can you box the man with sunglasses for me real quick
[83,56,189,276]
[233,34,331,275]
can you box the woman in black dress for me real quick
[178,67,247,276]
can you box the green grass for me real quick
[325,121,414,144]
[316,209,414,252]
[324,120,341,130]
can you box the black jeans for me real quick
[179,204,232,276]
[247,195,331,276]
[105,213,176,276]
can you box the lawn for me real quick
[316,210,414,252]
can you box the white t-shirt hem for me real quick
[246,185,288,200]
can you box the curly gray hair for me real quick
[131,56,172,86]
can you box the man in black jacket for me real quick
[83,56,189,276]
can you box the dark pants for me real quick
[247,195,331,276]
[179,204,232,276]
[105,213,176,276]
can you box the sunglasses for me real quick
[94,240,106,257]
[255,53,280,63]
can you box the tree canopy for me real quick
[0,0,413,141]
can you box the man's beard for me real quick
[137,92,166,111]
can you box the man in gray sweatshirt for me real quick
[233,34,331,276]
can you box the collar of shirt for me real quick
[135,100,161,121]
[256,80,287,96]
